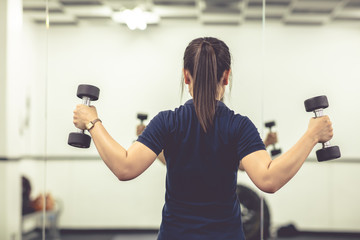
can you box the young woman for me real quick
[73,37,333,240]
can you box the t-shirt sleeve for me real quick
[235,116,266,161]
[136,111,170,156]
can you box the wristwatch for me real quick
[86,118,102,131]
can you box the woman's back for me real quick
[138,99,265,239]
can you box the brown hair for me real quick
[182,37,231,132]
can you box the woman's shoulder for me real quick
[217,102,249,121]
[216,105,257,135]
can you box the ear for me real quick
[183,69,191,85]
[222,69,231,86]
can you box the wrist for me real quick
[86,118,102,131]
[304,129,319,146]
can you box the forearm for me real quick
[89,122,129,178]
[73,105,157,180]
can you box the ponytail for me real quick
[193,41,217,132]
[183,37,231,133]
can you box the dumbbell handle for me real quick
[77,96,91,134]
[313,108,331,148]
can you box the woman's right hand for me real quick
[307,116,333,143]
[73,104,98,130]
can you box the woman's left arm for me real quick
[73,104,157,181]
[241,116,332,193]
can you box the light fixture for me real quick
[112,7,160,30]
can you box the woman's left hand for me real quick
[136,124,146,136]
[264,132,278,148]
[73,104,98,130]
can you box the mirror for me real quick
[0,0,49,239]
[262,0,360,238]
[37,0,268,239]
[8,0,357,239]
[20,0,50,239]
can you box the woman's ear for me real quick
[222,70,230,86]
[183,69,191,85]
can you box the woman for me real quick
[73,37,333,240]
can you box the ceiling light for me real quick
[112,7,160,30]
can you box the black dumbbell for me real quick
[137,113,148,124]
[304,95,341,161]
[264,121,281,157]
[68,84,100,148]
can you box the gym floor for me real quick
[27,230,360,240]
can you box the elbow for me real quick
[117,175,133,181]
[116,171,136,181]
[258,178,281,194]
[112,156,137,181]
[261,186,278,194]
[115,167,135,181]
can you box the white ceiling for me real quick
[22,0,360,26]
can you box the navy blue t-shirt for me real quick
[137,99,265,240]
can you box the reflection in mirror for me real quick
[35,0,269,239]
[33,0,360,239]
[21,0,50,239]
[261,0,360,239]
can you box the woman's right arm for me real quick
[241,116,333,193]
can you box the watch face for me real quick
[86,122,93,130]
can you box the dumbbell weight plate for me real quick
[77,84,100,101]
[137,113,148,121]
[265,121,275,128]
[68,132,92,148]
[316,146,341,162]
[304,95,329,112]
[271,149,282,157]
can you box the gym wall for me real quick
[6,14,360,233]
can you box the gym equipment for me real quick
[137,113,148,124]
[264,121,281,156]
[304,95,341,161]
[237,184,271,240]
[134,113,148,141]
[68,84,100,148]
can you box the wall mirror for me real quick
[16,0,360,239]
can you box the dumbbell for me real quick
[68,84,100,148]
[304,95,341,161]
[264,121,281,156]
[134,113,148,140]
[137,113,148,124]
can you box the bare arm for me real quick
[137,124,167,165]
[238,132,277,171]
[74,105,157,181]
[240,116,333,193]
